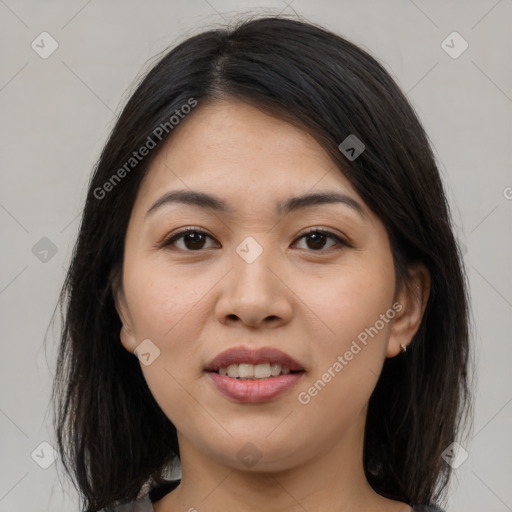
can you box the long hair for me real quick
[51,15,472,511]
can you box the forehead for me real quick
[134,99,361,214]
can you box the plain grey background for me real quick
[1,1,511,511]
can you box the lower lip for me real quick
[207,371,304,403]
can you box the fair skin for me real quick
[114,99,430,512]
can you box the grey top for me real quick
[101,494,445,512]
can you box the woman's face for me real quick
[115,99,418,472]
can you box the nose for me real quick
[214,242,293,329]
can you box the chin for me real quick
[199,434,309,473]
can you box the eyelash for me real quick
[160,226,350,253]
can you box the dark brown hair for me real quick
[51,15,472,511]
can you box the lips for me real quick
[204,345,306,403]
[204,346,305,372]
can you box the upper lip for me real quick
[205,345,305,372]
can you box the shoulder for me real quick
[95,479,180,512]
[96,494,154,512]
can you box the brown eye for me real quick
[294,229,347,251]
[161,228,217,251]
[161,227,348,253]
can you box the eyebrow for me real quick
[145,189,366,219]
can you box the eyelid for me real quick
[159,226,352,251]
[159,226,213,247]
[295,226,351,245]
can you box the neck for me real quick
[153,412,410,512]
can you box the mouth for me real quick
[205,345,305,376]
[213,362,303,379]
[204,346,306,402]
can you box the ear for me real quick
[386,263,431,358]
[111,272,138,354]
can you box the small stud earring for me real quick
[400,343,407,353]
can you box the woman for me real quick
[52,15,471,512]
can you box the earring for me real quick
[400,343,407,353]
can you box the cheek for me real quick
[124,257,213,342]
[122,260,213,425]
[122,258,214,397]
[298,258,395,350]
[293,257,396,410]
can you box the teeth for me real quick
[227,364,239,378]
[217,362,296,379]
[254,363,271,378]
[270,363,281,376]
[238,363,254,378]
